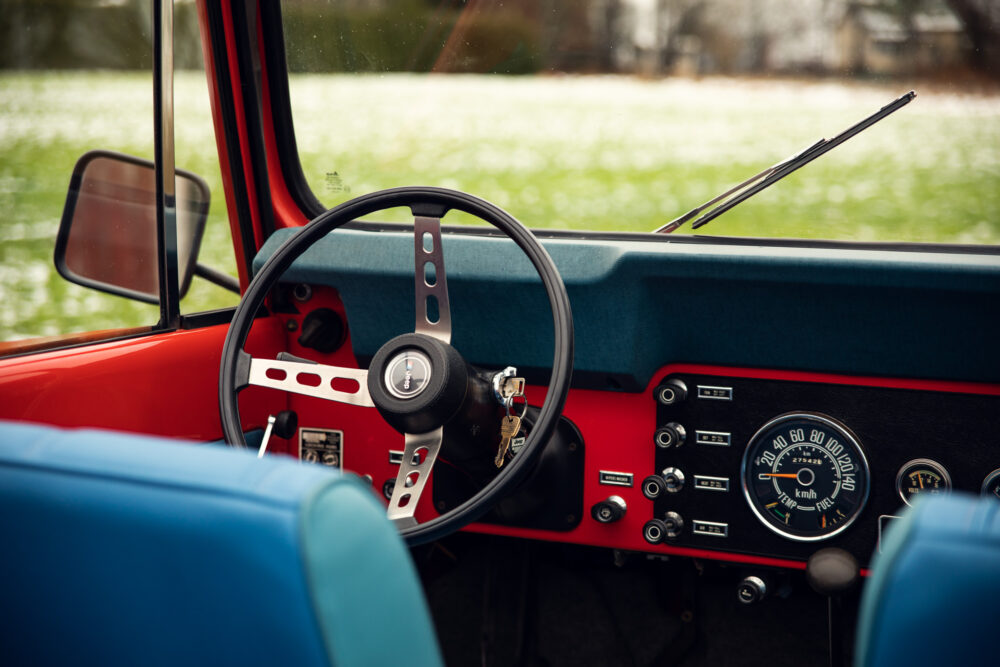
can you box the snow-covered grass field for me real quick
[1,71,998,338]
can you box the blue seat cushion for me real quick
[855,493,1000,666]
[0,420,443,666]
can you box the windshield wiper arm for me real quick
[655,91,916,234]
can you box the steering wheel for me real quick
[219,187,573,545]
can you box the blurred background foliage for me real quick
[1,0,998,80]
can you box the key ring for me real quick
[504,394,528,420]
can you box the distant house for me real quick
[836,3,969,75]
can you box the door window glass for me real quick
[0,1,238,345]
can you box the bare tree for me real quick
[944,0,1000,74]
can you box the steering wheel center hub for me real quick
[384,349,432,399]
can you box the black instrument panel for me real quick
[649,373,1000,567]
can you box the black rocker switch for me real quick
[591,496,627,524]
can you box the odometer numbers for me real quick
[741,413,870,542]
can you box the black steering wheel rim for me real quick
[219,186,574,545]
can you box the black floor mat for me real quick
[415,534,858,667]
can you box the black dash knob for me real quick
[272,410,298,440]
[591,496,627,524]
[655,379,687,405]
[654,422,686,449]
[737,575,768,605]
[297,308,345,354]
[642,475,667,499]
[806,548,860,598]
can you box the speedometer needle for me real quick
[760,473,798,479]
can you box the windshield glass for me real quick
[280,0,999,244]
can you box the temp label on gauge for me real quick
[299,427,343,469]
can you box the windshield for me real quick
[279,0,999,245]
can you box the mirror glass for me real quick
[55,151,210,303]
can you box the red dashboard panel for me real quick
[260,286,1000,570]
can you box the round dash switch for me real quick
[591,496,627,524]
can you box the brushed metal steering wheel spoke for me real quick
[387,428,443,528]
[413,215,451,344]
[247,357,374,407]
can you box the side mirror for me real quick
[54,150,210,304]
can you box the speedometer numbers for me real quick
[742,413,870,542]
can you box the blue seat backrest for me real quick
[855,493,1000,666]
[0,420,443,667]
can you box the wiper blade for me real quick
[655,91,916,234]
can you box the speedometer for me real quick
[741,413,870,542]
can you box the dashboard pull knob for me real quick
[591,496,627,524]
[737,575,768,605]
[655,379,688,405]
[654,422,687,449]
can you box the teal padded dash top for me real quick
[254,227,1000,388]
[855,493,1000,667]
[0,420,443,667]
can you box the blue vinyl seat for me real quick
[855,493,1000,667]
[0,420,443,667]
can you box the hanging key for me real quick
[495,414,522,468]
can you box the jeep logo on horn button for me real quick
[384,350,432,400]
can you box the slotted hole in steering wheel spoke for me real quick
[413,446,429,464]
[265,368,287,381]
[422,232,433,253]
[330,376,360,393]
[398,493,412,507]
[424,261,436,287]
[296,372,322,387]
[425,295,440,324]
[404,471,419,488]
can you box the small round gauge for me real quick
[981,468,1000,500]
[742,413,870,542]
[896,459,951,506]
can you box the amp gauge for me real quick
[896,459,951,506]
[982,468,1000,500]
